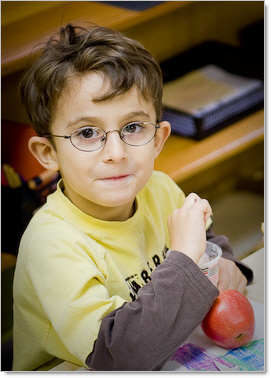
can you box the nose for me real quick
[102,130,128,163]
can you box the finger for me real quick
[228,265,246,291]
[217,272,229,292]
[185,195,213,217]
[182,193,202,209]
[218,261,247,293]
[182,194,213,223]
[194,198,213,223]
[217,258,230,291]
[235,272,247,293]
[194,198,212,212]
[217,278,229,292]
[236,278,247,294]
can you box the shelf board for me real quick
[1,1,190,76]
[154,109,264,183]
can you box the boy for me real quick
[13,24,252,371]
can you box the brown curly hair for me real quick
[19,24,163,136]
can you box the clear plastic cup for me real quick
[198,241,222,287]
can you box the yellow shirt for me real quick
[13,171,187,370]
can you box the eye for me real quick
[79,127,94,139]
[122,122,144,134]
[74,127,101,139]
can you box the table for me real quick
[45,248,264,371]
[243,248,264,305]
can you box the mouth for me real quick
[99,174,132,182]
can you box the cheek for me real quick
[139,143,156,164]
[134,145,156,176]
[56,148,91,179]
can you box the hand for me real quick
[168,193,212,264]
[217,257,247,293]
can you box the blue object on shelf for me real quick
[100,1,164,11]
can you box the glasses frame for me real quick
[43,121,160,152]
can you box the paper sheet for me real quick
[162,300,264,371]
[162,65,262,117]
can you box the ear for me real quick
[28,136,59,172]
[154,121,171,158]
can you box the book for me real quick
[162,65,264,140]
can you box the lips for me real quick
[99,174,132,181]
[105,176,128,180]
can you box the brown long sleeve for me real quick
[86,251,218,371]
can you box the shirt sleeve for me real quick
[86,251,219,371]
[206,226,253,285]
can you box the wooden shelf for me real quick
[1,1,190,76]
[1,1,264,77]
[1,1,264,193]
[155,109,264,184]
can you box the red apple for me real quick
[201,289,255,349]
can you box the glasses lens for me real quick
[71,127,105,151]
[121,122,157,146]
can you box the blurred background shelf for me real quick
[1,0,264,256]
[1,1,190,76]
[1,1,264,124]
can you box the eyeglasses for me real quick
[44,122,160,152]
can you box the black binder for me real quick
[160,40,264,140]
[162,65,264,140]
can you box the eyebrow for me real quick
[66,117,99,129]
[65,111,151,129]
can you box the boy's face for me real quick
[33,73,170,221]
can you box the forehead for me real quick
[52,72,156,128]
[56,72,107,107]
